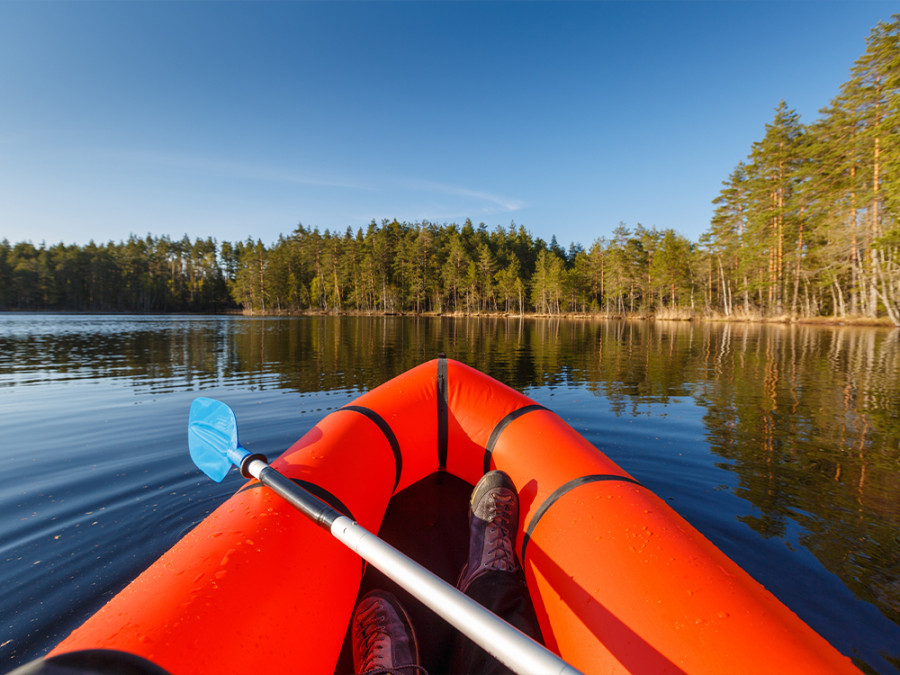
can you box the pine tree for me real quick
[746,101,806,315]
[841,16,900,317]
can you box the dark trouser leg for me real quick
[451,570,543,675]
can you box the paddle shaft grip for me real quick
[247,459,342,529]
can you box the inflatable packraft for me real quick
[49,358,859,674]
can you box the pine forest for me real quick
[2,16,899,325]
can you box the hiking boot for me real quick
[458,470,520,593]
[351,590,421,675]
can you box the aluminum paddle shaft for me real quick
[244,457,583,675]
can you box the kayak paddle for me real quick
[188,397,583,675]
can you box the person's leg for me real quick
[452,570,543,675]
[452,471,543,675]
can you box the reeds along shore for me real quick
[230,307,897,327]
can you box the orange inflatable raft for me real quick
[50,358,859,674]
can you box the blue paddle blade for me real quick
[188,397,248,482]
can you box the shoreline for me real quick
[234,308,898,327]
[1,308,895,327]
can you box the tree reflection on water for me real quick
[2,315,898,664]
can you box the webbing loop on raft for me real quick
[437,356,449,471]
[521,474,644,561]
[240,477,356,523]
[339,405,403,493]
[482,404,549,474]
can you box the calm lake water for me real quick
[1,314,898,673]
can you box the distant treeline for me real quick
[1,15,898,324]
[0,236,232,314]
[0,223,700,317]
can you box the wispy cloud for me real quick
[410,179,525,215]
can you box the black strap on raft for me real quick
[240,476,356,524]
[437,355,449,471]
[241,471,366,575]
[482,404,549,474]
[11,649,174,675]
[521,474,644,561]
[339,406,403,493]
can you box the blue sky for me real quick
[1,1,895,250]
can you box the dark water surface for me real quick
[1,314,898,673]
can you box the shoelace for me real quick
[361,667,428,675]
[355,603,390,673]
[355,604,425,675]
[484,491,517,571]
